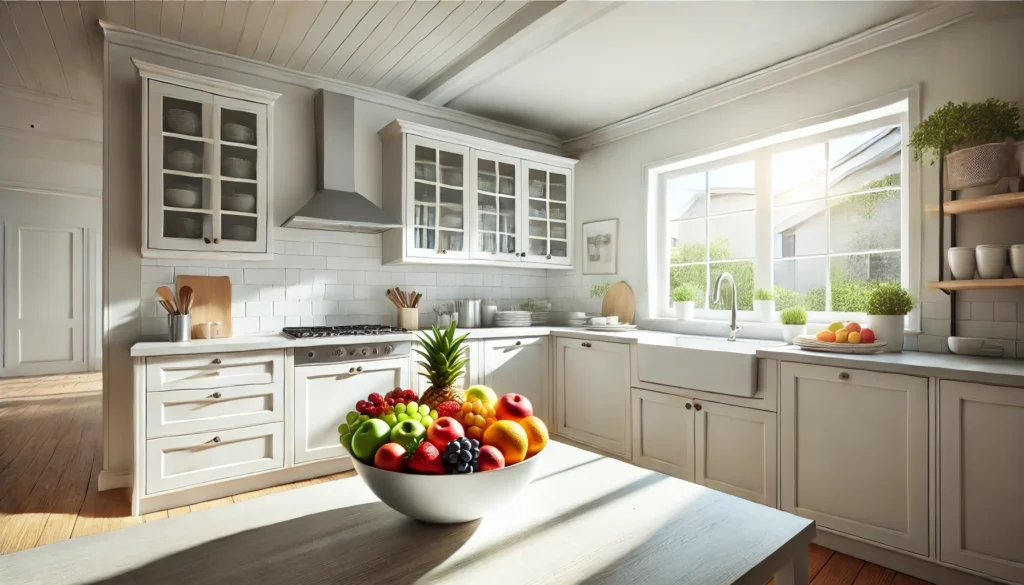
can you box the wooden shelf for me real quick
[928,278,1024,291]
[925,192,1024,215]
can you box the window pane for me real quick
[438,152,463,187]
[670,264,707,309]
[829,190,901,254]
[830,252,901,312]
[773,143,825,205]
[708,212,755,260]
[709,161,755,215]
[774,257,826,311]
[667,172,706,221]
[709,261,753,310]
[669,218,706,264]
[774,200,827,258]
[829,126,901,195]
[529,169,546,198]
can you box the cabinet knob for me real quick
[685,403,692,410]
[839,372,850,381]
[214,238,220,244]
[581,342,591,348]
[204,237,211,244]
[693,403,702,411]
[210,436,221,444]
[212,358,222,365]
[520,252,526,257]
[515,340,522,346]
[356,366,364,372]
[546,254,551,259]
[349,367,356,374]
[211,392,222,399]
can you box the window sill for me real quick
[643,317,922,340]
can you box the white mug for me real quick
[605,316,619,325]
[589,317,607,326]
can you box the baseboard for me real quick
[814,530,1004,585]
[98,469,132,491]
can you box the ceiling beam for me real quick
[413,1,619,106]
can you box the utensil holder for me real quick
[168,314,191,342]
[397,308,419,330]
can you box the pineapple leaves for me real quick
[413,322,468,388]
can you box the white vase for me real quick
[675,301,694,321]
[781,324,806,344]
[868,314,905,352]
[754,300,776,322]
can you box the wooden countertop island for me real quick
[0,442,814,585]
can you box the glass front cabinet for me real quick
[137,61,280,260]
[380,121,576,269]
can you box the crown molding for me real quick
[98,21,563,151]
[379,119,578,167]
[133,59,282,104]
[561,3,975,154]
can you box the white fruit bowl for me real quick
[351,451,544,524]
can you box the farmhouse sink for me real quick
[636,335,785,397]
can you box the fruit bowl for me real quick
[351,451,544,524]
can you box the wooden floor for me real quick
[0,372,932,585]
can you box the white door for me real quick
[939,380,1024,583]
[405,135,470,260]
[483,337,549,424]
[631,388,695,481]
[469,150,521,262]
[412,339,479,395]
[780,363,929,555]
[213,95,268,254]
[521,161,572,266]
[695,400,777,507]
[554,337,630,457]
[4,222,86,375]
[293,357,409,464]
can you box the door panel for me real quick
[696,400,777,507]
[554,338,630,457]
[631,388,694,481]
[483,337,548,424]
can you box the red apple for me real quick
[373,442,407,472]
[860,328,876,344]
[426,417,464,450]
[477,445,505,471]
[495,393,533,422]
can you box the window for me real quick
[649,98,915,324]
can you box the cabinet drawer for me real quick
[146,384,284,438]
[146,350,284,392]
[146,422,284,494]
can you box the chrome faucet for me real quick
[712,272,742,341]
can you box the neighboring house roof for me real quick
[669,188,755,221]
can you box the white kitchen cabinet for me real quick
[403,135,471,260]
[483,337,549,424]
[939,380,1024,583]
[470,150,522,262]
[631,389,695,481]
[554,337,631,457]
[696,400,777,507]
[137,60,279,260]
[412,340,480,396]
[293,357,409,465]
[780,362,929,555]
[522,160,573,266]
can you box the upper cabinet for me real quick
[136,60,280,260]
[380,121,576,269]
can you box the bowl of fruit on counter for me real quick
[336,324,548,524]
[793,321,887,354]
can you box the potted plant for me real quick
[910,98,1023,190]
[753,288,775,322]
[671,284,697,321]
[865,282,915,353]
[779,307,807,344]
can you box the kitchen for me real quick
[0,2,1022,585]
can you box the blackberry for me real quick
[442,437,480,474]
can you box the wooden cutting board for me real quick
[601,281,635,325]
[176,275,232,338]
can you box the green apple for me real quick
[350,419,391,462]
[827,321,844,333]
[389,419,426,451]
[466,385,497,405]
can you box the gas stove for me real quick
[282,325,408,339]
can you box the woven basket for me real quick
[945,141,1014,190]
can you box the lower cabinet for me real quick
[632,389,695,480]
[939,380,1024,583]
[780,362,929,555]
[554,337,631,457]
[293,357,409,464]
[483,337,549,425]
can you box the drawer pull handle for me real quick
[685,403,692,410]
[211,392,222,399]
[212,358,222,365]
[209,436,221,444]
[693,403,702,411]
[839,372,850,381]
[515,341,522,346]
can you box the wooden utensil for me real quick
[178,286,194,315]
[602,281,636,325]
[386,288,405,308]
[156,286,179,314]
[158,299,176,315]
[176,275,232,338]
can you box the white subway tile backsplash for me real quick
[232,285,261,303]
[286,285,314,301]
[920,302,950,320]
[246,302,273,317]
[956,302,971,320]
[285,315,301,327]
[970,302,994,321]
[259,316,285,331]
[312,300,339,315]
[284,241,314,256]
[174,267,208,278]
[324,285,354,301]
[313,270,338,284]
[285,269,302,285]
[337,271,368,285]
[208,268,244,281]
[958,320,992,338]
[921,319,949,337]
[245,269,287,285]
[141,266,173,283]
[233,317,260,334]
[994,301,1017,322]
[1018,323,1024,340]
[260,286,286,302]
[991,321,1017,340]
[274,301,311,316]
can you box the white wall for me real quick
[558,13,1024,356]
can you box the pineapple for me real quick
[415,323,469,409]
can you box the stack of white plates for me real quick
[530,311,550,325]
[494,311,531,327]
[166,109,200,136]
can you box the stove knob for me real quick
[361,348,369,356]
[372,347,379,355]
[307,351,315,359]
[349,350,357,356]
[384,345,393,355]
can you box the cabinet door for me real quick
[780,363,928,554]
[412,339,479,395]
[483,337,549,424]
[939,381,1024,583]
[293,358,409,464]
[554,338,630,457]
[406,135,470,259]
[213,95,268,254]
[696,400,777,507]
[521,161,572,266]
[470,151,521,262]
[631,389,694,481]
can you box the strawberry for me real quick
[406,439,444,474]
[436,400,461,418]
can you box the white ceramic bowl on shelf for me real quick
[350,451,544,524]
[1011,245,1024,278]
[223,223,256,241]
[947,247,976,280]
[222,122,255,144]
[166,149,202,173]
[166,109,200,135]
[221,191,256,213]
[165,187,201,209]
[975,245,1007,279]
[222,156,255,179]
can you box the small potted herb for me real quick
[910,98,1023,190]
[865,283,915,353]
[779,307,807,344]
[753,288,775,322]
[671,284,698,321]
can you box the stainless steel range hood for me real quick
[283,91,401,233]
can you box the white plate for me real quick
[583,324,637,332]
[793,335,887,354]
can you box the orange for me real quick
[835,329,849,343]
[816,330,836,342]
[845,322,862,333]
[848,331,862,344]
[482,420,528,464]
[519,416,549,458]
